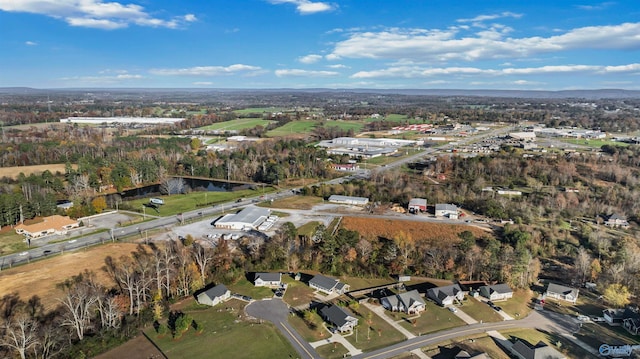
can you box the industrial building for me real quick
[408,198,427,213]
[328,195,369,206]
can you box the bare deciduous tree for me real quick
[0,314,39,359]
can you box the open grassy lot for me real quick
[393,301,466,336]
[315,342,350,359]
[576,322,640,347]
[147,298,298,359]
[558,138,629,148]
[226,277,275,300]
[198,118,274,131]
[459,297,504,322]
[500,328,597,359]
[265,195,324,210]
[323,120,364,132]
[496,289,534,318]
[297,221,321,238]
[266,120,318,137]
[342,276,396,291]
[122,187,266,216]
[0,227,29,255]
[288,309,327,342]
[344,303,406,352]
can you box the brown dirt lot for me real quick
[341,216,491,243]
[93,334,165,359]
[0,243,139,309]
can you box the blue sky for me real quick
[1,0,639,90]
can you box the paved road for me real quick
[245,299,320,359]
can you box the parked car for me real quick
[591,316,605,322]
[493,306,502,312]
[577,315,590,322]
[448,307,458,313]
[487,301,495,307]
[149,198,164,205]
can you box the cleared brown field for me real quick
[340,217,490,243]
[0,243,138,309]
[0,163,75,179]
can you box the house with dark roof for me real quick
[319,304,358,333]
[479,284,513,301]
[545,283,579,304]
[254,272,282,287]
[196,284,231,307]
[603,307,639,327]
[427,284,465,307]
[309,274,349,295]
[380,290,426,314]
[454,349,490,359]
[509,339,566,359]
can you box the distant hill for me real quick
[1,87,640,99]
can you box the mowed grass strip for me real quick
[198,118,274,131]
[344,304,406,352]
[315,342,350,359]
[459,297,504,323]
[147,299,298,359]
[391,301,466,335]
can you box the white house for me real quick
[214,206,271,230]
[479,284,513,301]
[254,272,282,287]
[427,284,465,307]
[381,290,426,314]
[545,283,579,304]
[15,215,80,238]
[196,284,231,307]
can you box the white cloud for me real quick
[150,64,263,76]
[59,72,143,84]
[275,69,339,77]
[577,2,615,10]
[328,22,640,62]
[327,64,348,69]
[193,81,213,85]
[25,41,37,46]
[298,54,323,64]
[0,0,194,29]
[350,63,640,79]
[456,11,522,23]
[266,0,334,14]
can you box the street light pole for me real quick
[142,205,146,219]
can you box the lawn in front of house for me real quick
[315,342,350,359]
[288,309,328,342]
[421,334,510,359]
[344,303,406,352]
[0,227,29,255]
[146,298,298,359]
[497,289,534,318]
[341,276,396,291]
[226,278,275,300]
[500,328,598,359]
[282,276,317,308]
[576,322,640,347]
[391,301,466,336]
[459,297,504,323]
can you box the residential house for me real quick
[427,284,465,307]
[605,213,629,228]
[196,284,231,307]
[454,349,490,359]
[603,308,639,327]
[254,272,282,287]
[380,290,426,314]
[624,314,640,335]
[319,305,358,333]
[479,284,513,301]
[510,339,566,359]
[309,274,350,295]
[435,204,458,219]
[545,283,579,304]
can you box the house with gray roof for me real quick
[435,203,458,219]
[380,290,426,314]
[254,272,282,287]
[319,304,358,333]
[309,274,350,295]
[479,284,513,301]
[545,283,579,304]
[427,284,464,307]
[510,339,566,359]
[196,284,231,307]
[214,206,271,230]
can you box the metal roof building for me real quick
[214,206,271,230]
[328,195,369,206]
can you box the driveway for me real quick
[245,299,320,359]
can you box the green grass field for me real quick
[0,229,29,255]
[345,304,406,352]
[147,299,297,359]
[558,138,629,148]
[227,278,275,300]
[315,342,350,359]
[198,118,274,131]
[323,120,364,132]
[266,120,319,137]
[233,107,288,115]
[459,297,504,323]
[394,301,466,336]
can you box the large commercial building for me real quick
[214,206,271,230]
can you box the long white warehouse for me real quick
[214,206,271,230]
